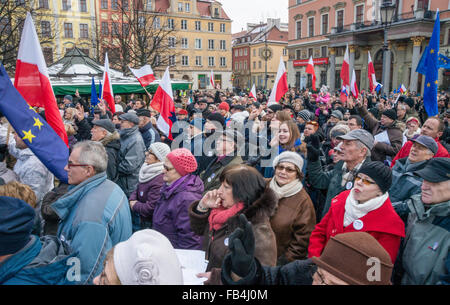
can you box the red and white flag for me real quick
[367,51,377,92]
[249,84,256,99]
[101,53,116,113]
[14,13,68,145]
[340,44,350,94]
[150,67,176,140]
[305,56,316,91]
[351,69,359,99]
[210,70,215,88]
[268,57,288,105]
[129,64,155,88]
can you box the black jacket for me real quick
[102,131,121,182]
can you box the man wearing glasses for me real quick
[51,141,132,285]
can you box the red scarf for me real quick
[208,202,244,232]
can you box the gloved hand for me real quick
[228,214,256,278]
[306,134,321,162]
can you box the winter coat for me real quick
[129,173,165,222]
[308,190,405,263]
[269,185,316,264]
[390,138,450,168]
[0,235,74,285]
[390,158,427,203]
[40,183,70,236]
[117,126,146,197]
[189,186,278,272]
[100,131,121,182]
[0,161,17,184]
[307,158,371,219]
[139,122,161,149]
[356,105,404,162]
[393,195,450,285]
[200,155,243,194]
[152,174,204,250]
[51,172,132,284]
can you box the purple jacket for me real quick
[152,174,204,250]
[129,173,165,222]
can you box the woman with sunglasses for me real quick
[269,151,316,265]
[308,161,405,263]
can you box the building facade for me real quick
[288,0,450,94]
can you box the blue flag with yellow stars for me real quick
[0,64,69,183]
[423,10,440,117]
[438,53,450,69]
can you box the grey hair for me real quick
[73,140,108,174]
[355,140,371,158]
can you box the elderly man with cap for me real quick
[51,141,132,284]
[91,119,121,182]
[136,109,161,149]
[306,129,374,219]
[392,158,450,285]
[389,135,437,204]
[117,112,146,198]
[220,214,396,285]
[0,197,73,284]
[355,98,403,163]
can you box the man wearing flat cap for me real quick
[392,158,450,285]
[136,109,160,149]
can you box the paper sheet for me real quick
[175,249,209,285]
[374,130,391,145]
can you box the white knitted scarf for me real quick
[269,178,303,200]
[343,189,389,227]
[139,162,164,183]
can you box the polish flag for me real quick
[340,45,350,96]
[268,57,288,105]
[351,69,359,99]
[129,65,155,88]
[305,56,316,91]
[210,70,215,88]
[249,84,256,99]
[367,51,377,92]
[150,67,176,140]
[101,53,115,113]
[14,13,68,145]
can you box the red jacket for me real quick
[390,138,450,168]
[307,190,405,263]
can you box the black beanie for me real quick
[357,161,392,194]
[268,104,283,113]
[404,98,415,109]
[382,109,397,121]
[207,112,225,127]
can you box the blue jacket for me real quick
[390,158,427,203]
[51,173,132,284]
[139,122,161,149]
[1,235,73,285]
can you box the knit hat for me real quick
[206,112,225,127]
[64,95,73,102]
[311,232,393,285]
[297,110,312,122]
[0,196,35,256]
[272,151,304,174]
[218,102,230,112]
[113,229,183,285]
[166,148,198,176]
[403,98,415,109]
[149,142,171,162]
[382,109,397,121]
[92,119,116,133]
[357,161,392,194]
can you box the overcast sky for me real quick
[221,0,289,34]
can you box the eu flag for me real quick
[90,77,99,114]
[423,10,440,117]
[0,64,69,183]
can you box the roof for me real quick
[197,0,230,20]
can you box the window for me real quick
[41,21,51,37]
[308,48,313,58]
[195,56,202,66]
[208,22,214,32]
[239,49,242,56]
[220,40,226,50]
[355,5,364,24]
[101,0,108,9]
[185,3,190,12]
[182,56,189,66]
[208,39,214,50]
[122,0,129,10]
[111,0,118,10]
[195,21,201,31]
[167,18,174,30]
[220,23,226,33]
[64,23,73,38]
[320,71,327,86]
[101,22,109,35]
[336,10,344,29]
[62,0,71,11]
[169,55,175,66]
[235,62,239,71]
[155,55,161,66]
[253,49,256,56]
[296,0,302,3]
[181,19,187,30]
[39,0,49,8]
[283,48,287,56]
[178,2,183,12]
[195,38,202,49]
[43,47,53,65]
[220,57,226,67]
[321,46,327,58]
[296,49,301,59]
[80,23,88,38]
[154,17,160,29]
[208,56,215,66]
[253,61,256,69]
[296,21,301,39]
[146,0,152,10]
[244,48,247,56]
[308,17,314,37]
[79,0,87,12]
[168,37,176,48]
[181,38,188,48]
[321,14,328,35]
[258,61,261,69]
[244,60,247,70]
[122,23,129,36]
[112,22,119,36]
[234,50,238,57]
[214,7,220,17]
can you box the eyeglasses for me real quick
[355,175,376,186]
[67,161,91,169]
[275,164,297,174]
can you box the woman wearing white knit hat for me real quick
[93,229,183,285]
[129,142,171,229]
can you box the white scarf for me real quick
[139,162,164,183]
[343,189,389,227]
[269,178,303,200]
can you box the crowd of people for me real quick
[0,85,449,286]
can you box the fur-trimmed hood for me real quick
[100,131,120,147]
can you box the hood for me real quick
[101,131,121,148]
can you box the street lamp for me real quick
[380,1,396,94]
